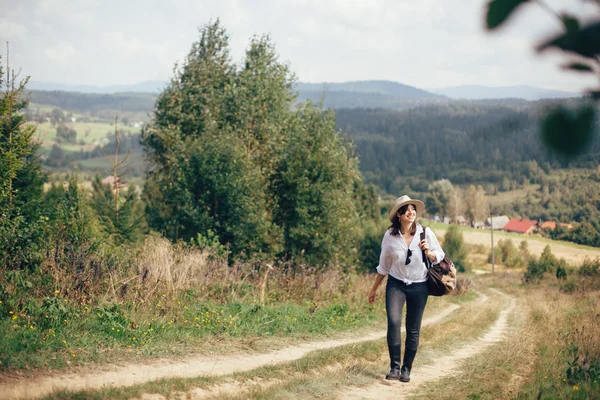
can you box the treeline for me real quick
[336,103,600,194]
[27,90,156,114]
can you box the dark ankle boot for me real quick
[386,344,401,380]
[399,365,410,382]
[400,348,417,382]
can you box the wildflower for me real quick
[29,325,34,330]
[573,385,579,391]
[12,316,17,320]
[54,290,59,295]
[8,311,13,315]
[72,353,77,358]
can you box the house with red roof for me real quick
[503,218,538,235]
[540,221,557,230]
[540,221,574,230]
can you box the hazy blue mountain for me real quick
[297,80,445,99]
[28,80,168,94]
[432,85,579,101]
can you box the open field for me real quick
[424,221,600,266]
[33,121,141,149]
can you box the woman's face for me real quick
[398,204,416,224]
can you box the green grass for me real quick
[0,291,386,373]
[35,287,484,400]
[33,121,140,149]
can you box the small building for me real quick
[487,215,510,230]
[101,176,126,187]
[540,221,557,230]
[503,218,538,235]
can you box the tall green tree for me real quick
[425,179,455,218]
[272,104,363,265]
[0,57,47,270]
[143,21,372,265]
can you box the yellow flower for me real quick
[9,311,13,315]
[573,385,579,391]
[29,325,34,330]
[12,315,17,320]
[71,353,77,358]
[54,290,59,295]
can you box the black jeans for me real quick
[385,276,429,371]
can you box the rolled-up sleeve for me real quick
[376,231,392,275]
[426,228,445,264]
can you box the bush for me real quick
[489,239,525,268]
[579,257,600,277]
[523,257,545,283]
[443,225,469,271]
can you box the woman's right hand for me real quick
[368,289,377,304]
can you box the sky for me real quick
[0,0,597,92]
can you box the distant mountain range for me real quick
[28,80,169,94]
[431,85,579,101]
[27,80,580,108]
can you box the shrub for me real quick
[524,257,545,283]
[489,239,525,268]
[443,225,469,271]
[579,257,600,277]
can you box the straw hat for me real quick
[388,195,425,222]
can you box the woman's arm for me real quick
[424,228,445,264]
[368,274,386,304]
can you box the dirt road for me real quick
[2,304,460,400]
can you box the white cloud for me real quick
[0,19,29,41]
[44,42,75,64]
[2,0,597,92]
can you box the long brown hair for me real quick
[389,204,417,236]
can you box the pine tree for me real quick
[0,54,47,270]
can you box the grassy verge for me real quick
[37,285,487,399]
[411,273,600,400]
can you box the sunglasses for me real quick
[405,249,412,265]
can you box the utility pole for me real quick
[490,203,495,273]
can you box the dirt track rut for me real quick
[2,303,460,399]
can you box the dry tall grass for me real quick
[55,236,375,307]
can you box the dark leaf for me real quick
[561,62,594,72]
[587,90,600,100]
[561,14,580,34]
[537,21,600,59]
[486,0,530,30]
[541,106,596,156]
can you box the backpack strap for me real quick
[420,226,430,269]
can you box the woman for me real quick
[368,195,445,382]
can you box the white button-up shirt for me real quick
[376,224,445,285]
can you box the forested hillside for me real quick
[336,101,600,193]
